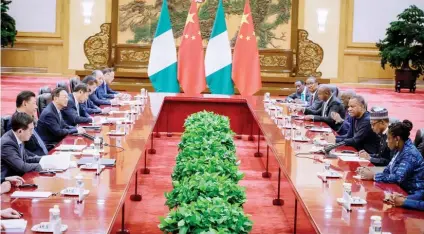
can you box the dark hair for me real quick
[306,76,317,84]
[295,80,305,85]
[350,95,366,109]
[52,87,67,100]
[102,68,111,75]
[73,83,89,93]
[11,112,34,131]
[16,91,36,108]
[389,120,413,141]
[82,75,97,85]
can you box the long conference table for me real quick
[1,93,424,234]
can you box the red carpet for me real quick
[111,136,296,233]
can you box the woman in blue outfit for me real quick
[358,120,424,210]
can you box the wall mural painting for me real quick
[118,0,292,49]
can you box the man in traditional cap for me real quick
[358,107,393,166]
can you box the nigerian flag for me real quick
[205,0,234,95]
[147,0,179,92]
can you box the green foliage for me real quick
[1,0,17,47]
[160,111,252,233]
[165,172,246,209]
[376,5,424,75]
[159,197,253,234]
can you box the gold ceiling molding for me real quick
[295,29,323,77]
[83,23,112,70]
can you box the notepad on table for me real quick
[338,156,369,162]
[0,219,27,232]
[77,157,116,166]
[39,154,71,171]
[309,127,332,133]
[55,144,86,151]
[11,191,52,198]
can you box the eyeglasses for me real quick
[371,121,381,127]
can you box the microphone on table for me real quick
[72,133,124,150]
[321,142,346,158]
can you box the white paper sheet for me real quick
[11,191,52,198]
[55,144,86,151]
[338,156,369,162]
[0,219,27,232]
[39,154,70,170]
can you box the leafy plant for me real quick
[159,197,253,234]
[376,5,424,75]
[172,156,243,183]
[1,0,17,47]
[165,172,246,209]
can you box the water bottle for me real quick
[373,220,382,234]
[49,205,61,233]
[369,216,382,234]
[94,137,101,152]
[140,88,146,98]
[116,121,124,133]
[93,151,101,175]
[75,174,84,203]
[343,183,352,211]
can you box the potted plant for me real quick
[1,0,17,47]
[376,5,424,93]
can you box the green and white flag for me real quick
[147,0,179,92]
[205,0,234,95]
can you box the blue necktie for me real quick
[19,143,24,157]
[33,130,48,155]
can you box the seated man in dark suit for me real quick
[87,73,117,106]
[336,95,380,154]
[305,76,323,111]
[286,80,309,103]
[1,112,43,179]
[37,87,85,149]
[301,85,345,131]
[358,107,393,166]
[81,76,102,114]
[93,70,115,100]
[5,91,49,156]
[331,90,355,135]
[103,68,119,95]
[62,83,92,126]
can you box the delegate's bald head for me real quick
[340,90,356,107]
[317,85,332,102]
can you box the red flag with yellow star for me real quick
[232,0,261,96]
[177,0,206,95]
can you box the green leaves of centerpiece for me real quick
[159,111,253,234]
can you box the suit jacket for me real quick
[307,90,323,111]
[336,111,380,154]
[81,98,102,114]
[36,103,78,149]
[1,130,42,180]
[375,139,424,194]
[369,132,393,166]
[61,94,92,126]
[106,83,118,95]
[304,95,345,131]
[286,88,310,102]
[336,110,351,135]
[5,113,47,156]
[96,83,114,99]
[89,92,111,106]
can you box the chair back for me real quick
[37,93,52,116]
[414,128,424,157]
[56,81,70,93]
[69,77,81,92]
[0,116,11,137]
[39,86,52,95]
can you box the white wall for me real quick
[68,0,107,70]
[353,0,424,43]
[8,0,57,33]
[304,0,341,79]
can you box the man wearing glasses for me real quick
[358,107,393,166]
[305,76,323,111]
[36,87,85,150]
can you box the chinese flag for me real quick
[232,0,262,96]
[177,0,206,95]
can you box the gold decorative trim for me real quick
[259,55,288,67]
[296,29,323,77]
[119,50,150,63]
[83,23,111,70]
